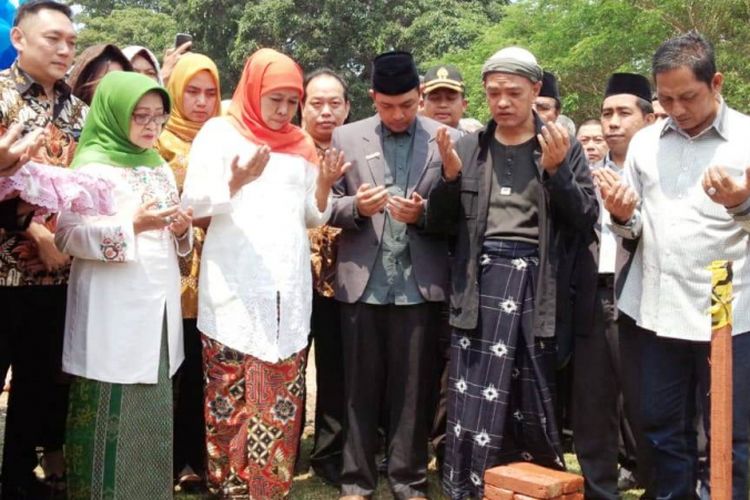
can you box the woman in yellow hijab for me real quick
[156,52,220,491]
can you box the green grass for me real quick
[176,435,645,499]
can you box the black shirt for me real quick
[484,137,540,243]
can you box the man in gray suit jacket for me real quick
[329,51,459,500]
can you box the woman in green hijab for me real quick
[55,71,193,500]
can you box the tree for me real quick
[70,0,175,17]
[75,7,178,59]
[230,0,507,119]
[433,0,750,125]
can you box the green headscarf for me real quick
[71,71,171,169]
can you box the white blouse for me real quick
[181,117,330,362]
[56,163,191,384]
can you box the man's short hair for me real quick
[652,31,716,86]
[578,118,602,131]
[635,97,654,116]
[303,68,349,104]
[14,0,72,26]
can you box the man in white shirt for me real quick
[601,31,750,498]
[576,73,655,499]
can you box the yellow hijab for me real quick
[163,53,221,142]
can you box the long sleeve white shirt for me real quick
[181,117,331,362]
[56,163,191,383]
[611,101,750,341]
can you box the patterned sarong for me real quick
[66,328,173,500]
[202,335,306,499]
[443,240,563,499]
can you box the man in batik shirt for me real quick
[0,2,87,497]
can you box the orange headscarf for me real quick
[226,48,318,164]
[164,53,221,142]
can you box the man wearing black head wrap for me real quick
[425,46,598,499]
[329,50,460,500]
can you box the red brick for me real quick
[484,484,515,500]
[509,463,583,493]
[561,494,584,500]
[484,463,584,498]
[513,494,546,500]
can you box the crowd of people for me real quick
[0,1,748,499]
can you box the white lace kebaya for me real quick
[182,117,331,362]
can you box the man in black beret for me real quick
[328,50,460,500]
[534,70,561,124]
[573,72,656,499]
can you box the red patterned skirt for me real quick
[201,334,307,499]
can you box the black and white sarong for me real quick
[443,240,564,499]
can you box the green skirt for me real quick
[66,327,173,500]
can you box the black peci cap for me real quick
[371,51,420,95]
[605,73,652,102]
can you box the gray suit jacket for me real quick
[329,115,459,304]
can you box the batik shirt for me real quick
[0,61,88,286]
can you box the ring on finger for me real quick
[707,187,717,196]
[163,215,174,224]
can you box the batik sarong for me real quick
[443,240,563,499]
[66,329,173,500]
[202,335,306,499]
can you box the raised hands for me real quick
[537,122,570,174]
[702,165,750,209]
[591,168,639,223]
[229,145,271,196]
[437,127,462,182]
[318,148,350,189]
[355,183,389,217]
[133,201,193,236]
[388,192,424,224]
[0,125,46,177]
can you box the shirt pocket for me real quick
[461,177,479,219]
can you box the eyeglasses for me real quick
[131,113,170,126]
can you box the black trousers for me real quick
[618,314,656,498]
[310,292,344,485]
[339,301,438,500]
[428,303,451,469]
[0,285,68,491]
[573,278,622,499]
[173,318,207,477]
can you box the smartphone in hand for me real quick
[174,33,193,50]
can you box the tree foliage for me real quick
[73,0,750,125]
[432,0,750,125]
[74,7,177,58]
[229,0,507,119]
[74,0,507,117]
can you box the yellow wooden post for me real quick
[708,260,733,500]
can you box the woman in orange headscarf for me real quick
[181,48,346,498]
[156,52,221,490]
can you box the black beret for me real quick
[605,73,652,102]
[539,71,560,102]
[372,51,420,95]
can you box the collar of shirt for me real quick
[382,119,417,138]
[660,97,729,142]
[603,152,624,174]
[10,60,72,102]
